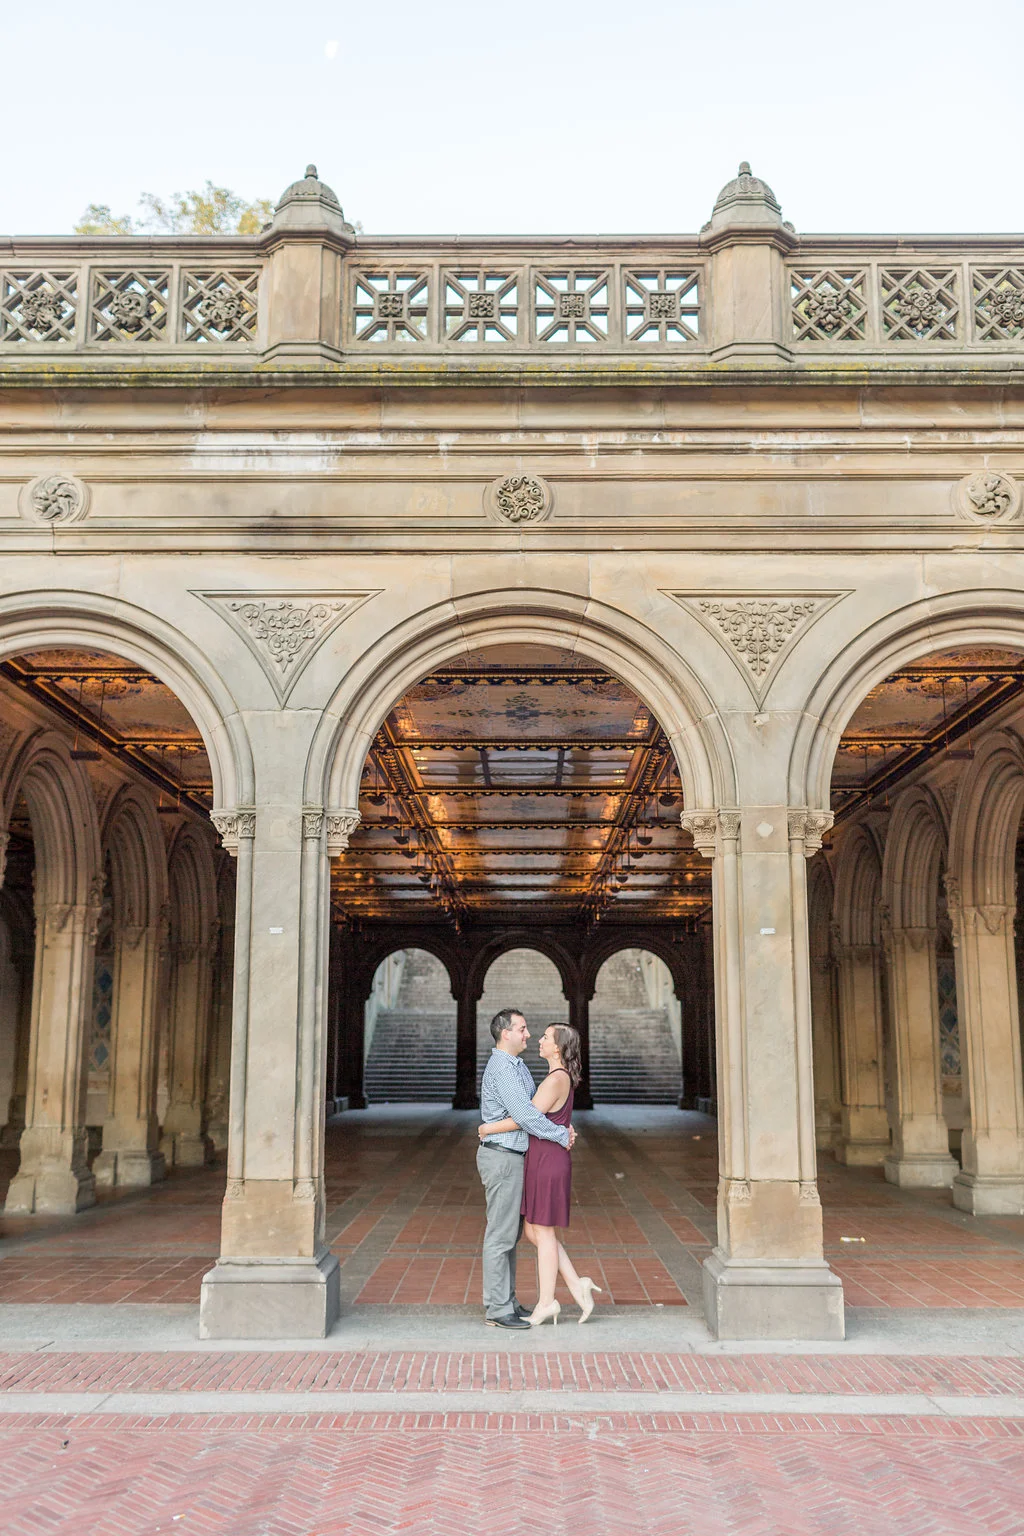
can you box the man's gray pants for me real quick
[476,1145,525,1319]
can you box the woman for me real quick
[477,1023,602,1326]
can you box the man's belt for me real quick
[479,1142,525,1155]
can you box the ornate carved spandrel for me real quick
[790,268,867,342]
[211,809,256,857]
[880,267,959,342]
[325,810,360,859]
[623,269,700,343]
[534,269,609,343]
[197,591,377,704]
[180,269,259,344]
[972,268,1024,341]
[443,270,519,342]
[953,470,1021,524]
[0,269,79,343]
[352,270,429,342]
[89,270,170,343]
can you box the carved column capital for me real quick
[211,807,256,857]
[787,808,834,856]
[302,806,324,841]
[325,808,361,859]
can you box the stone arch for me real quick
[3,731,101,908]
[948,729,1024,910]
[466,929,579,1003]
[790,589,1024,814]
[167,825,218,951]
[834,824,883,948]
[580,931,688,998]
[306,588,735,815]
[882,786,949,930]
[353,932,464,1000]
[103,784,169,931]
[0,590,253,815]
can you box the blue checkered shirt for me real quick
[479,1049,571,1152]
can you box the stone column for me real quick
[569,987,593,1110]
[947,883,1024,1213]
[683,808,844,1341]
[453,982,481,1109]
[93,916,167,1187]
[199,805,358,1339]
[882,924,956,1187]
[341,981,369,1110]
[833,935,891,1165]
[205,910,234,1151]
[160,927,216,1167]
[4,889,101,1214]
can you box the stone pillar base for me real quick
[834,1138,889,1167]
[952,1171,1024,1215]
[4,1166,96,1216]
[884,1152,957,1188]
[702,1250,845,1341]
[161,1132,214,1167]
[94,1149,167,1188]
[199,1253,341,1339]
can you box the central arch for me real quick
[306,588,735,814]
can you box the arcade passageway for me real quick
[3,1108,1024,1315]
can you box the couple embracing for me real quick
[475,1007,601,1329]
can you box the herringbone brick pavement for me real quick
[3,1424,1024,1535]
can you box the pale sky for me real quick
[3,0,1021,238]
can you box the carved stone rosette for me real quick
[20,472,90,525]
[484,472,553,526]
[211,808,257,857]
[325,809,360,859]
[953,470,1021,524]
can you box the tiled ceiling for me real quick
[334,645,706,924]
[0,649,211,813]
[832,646,1024,821]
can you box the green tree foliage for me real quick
[74,183,273,236]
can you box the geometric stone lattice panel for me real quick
[535,270,610,343]
[352,271,429,342]
[936,954,960,1089]
[880,267,959,342]
[90,269,170,344]
[181,270,259,344]
[196,591,379,703]
[443,271,519,342]
[0,269,80,343]
[790,268,867,342]
[972,267,1024,342]
[624,270,700,343]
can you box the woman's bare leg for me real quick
[556,1241,584,1307]
[532,1225,560,1307]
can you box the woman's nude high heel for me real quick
[528,1300,560,1327]
[577,1278,603,1324]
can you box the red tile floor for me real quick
[2,1106,1024,1310]
[3,1108,1024,1534]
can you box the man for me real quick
[476,1007,576,1329]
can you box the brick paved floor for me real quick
[3,1107,1024,1313]
[3,1420,1024,1535]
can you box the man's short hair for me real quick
[490,1007,525,1044]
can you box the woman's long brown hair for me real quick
[549,1024,582,1088]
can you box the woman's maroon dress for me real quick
[521,1069,574,1228]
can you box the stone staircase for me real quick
[364,950,456,1103]
[364,945,682,1105]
